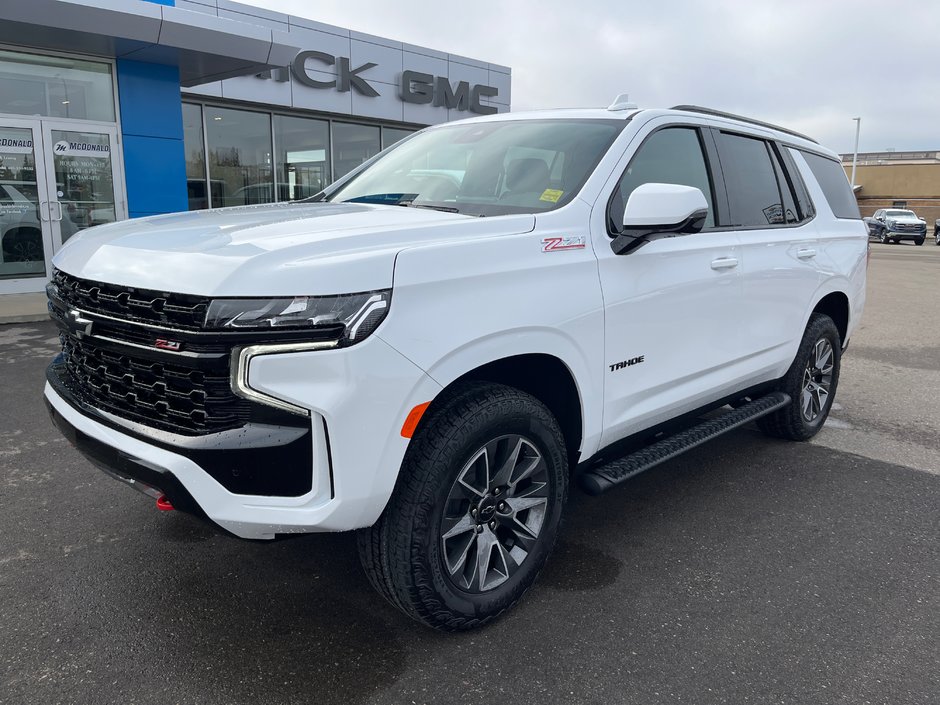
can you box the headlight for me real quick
[204,290,390,345]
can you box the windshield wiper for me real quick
[402,203,461,213]
[343,193,418,205]
[342,193,461,213]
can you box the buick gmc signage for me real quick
[266,50,499,115]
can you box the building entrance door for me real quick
[0,118,124,294]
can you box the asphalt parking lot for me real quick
[1,242,938,705]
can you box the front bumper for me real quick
[884,229,926,241]
[45,336,442,539]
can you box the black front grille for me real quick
[59,334,249,435]
[48,269,341,437]
[51,269,209,329]
[48,269,250,436]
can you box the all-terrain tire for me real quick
[357,381,568,631]
[757,313,841,441]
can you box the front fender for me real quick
[380,220,606,461]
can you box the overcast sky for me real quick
[259,0,939,155]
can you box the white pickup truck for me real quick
[45,103,867,630]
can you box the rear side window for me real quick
[799,151,860,219]
[717,132,790,227]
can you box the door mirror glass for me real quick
[613,183,709,255]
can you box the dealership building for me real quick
[0,0,511,303]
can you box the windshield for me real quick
[326,119,625,217]
[886,210,916,218]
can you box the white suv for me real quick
[44,104,867,630]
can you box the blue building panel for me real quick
[116,60,185,140]
[121,135,188,218]
[116,58,188,217]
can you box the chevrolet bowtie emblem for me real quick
[68,309,94,338]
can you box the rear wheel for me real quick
[357,382,568,631]
[758,313,841,441]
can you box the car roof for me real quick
[436,106,831,158]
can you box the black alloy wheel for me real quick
[758,313,841,441]
[357,382,568,631]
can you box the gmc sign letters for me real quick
[289,51,499,115]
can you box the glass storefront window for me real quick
[205,107,273,208]
[333,123,381,180]
[50,129,117,239]
[383,127,415,149]
[0,126,44,280]
[182,103,208,210]
[0,49,115,122]
[274,115,329,201]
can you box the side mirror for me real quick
[611,183,709,255]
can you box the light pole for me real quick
[850,117,861,189]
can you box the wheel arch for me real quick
[811,290,850,344]
[417,352,586,467]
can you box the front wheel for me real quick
[357,382,569,631]
[915,238,925,246]
[758,313,841,441]
[879,231,889,244]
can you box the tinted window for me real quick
[609,127,715,231]
[768,146,799,224]
[719,133,787,227]
[782,146,815,222]
[800,151,861,219]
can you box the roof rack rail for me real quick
[670,105,818,144]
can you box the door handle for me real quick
[50,201,63,222]
[710,257,738,270]
[797,248,816,259]
[39,200,49,222]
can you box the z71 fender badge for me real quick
[541,236,585,252]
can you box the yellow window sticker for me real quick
[539,189,564,203]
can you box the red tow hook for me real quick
[156,495,175,511]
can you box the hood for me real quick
[53,202,535,296]
[886,214,923,225]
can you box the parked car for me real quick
[934,218,940,245]
[866,208,927,245]
[0,182,43,264]
[1,182,79,264]
[44,103,867,631]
